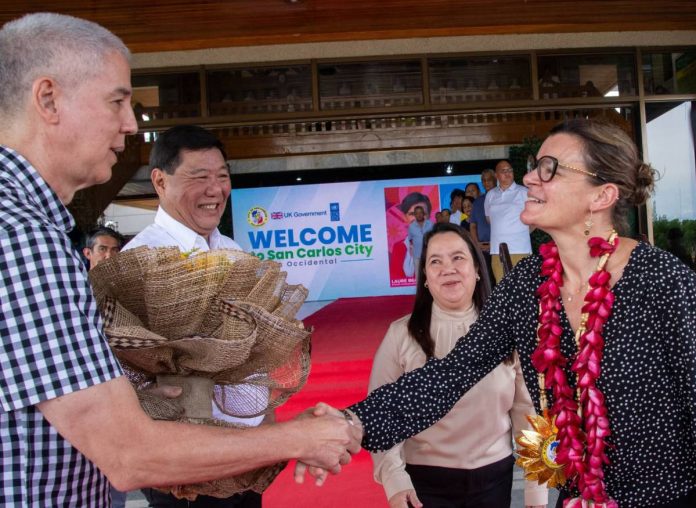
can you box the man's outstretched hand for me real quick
[293,403,363,486]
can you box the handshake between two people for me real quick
[292,402,364,486]
[142,385,363,488]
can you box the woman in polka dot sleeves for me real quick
[342,119,696,507]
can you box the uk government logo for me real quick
[247,207,268,227]
[265,206,335,221]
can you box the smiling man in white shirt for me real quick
[124,125,263,508]
[125,125,241,253]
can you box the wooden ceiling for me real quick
[4,1,696,53]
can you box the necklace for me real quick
[562,282,586,302]
[516,231,619,507]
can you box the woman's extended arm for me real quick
[368,320,417,500]
[349,277,521,451]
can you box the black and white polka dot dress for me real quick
[351,242,696,506]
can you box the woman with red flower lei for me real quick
[332,119,696,507]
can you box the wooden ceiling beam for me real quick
[3,1,696,53]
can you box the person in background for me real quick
[449,189,466,225]
[464,182,481,200]
[405,205,433,278]
[369,223,547,508]
[485,160,532,282]
[440,208,451,223]
[469,169,496,246]
[83,226,124,270]
[459,196,475,231]
[435,211,443,223]
[469,168,497,285]
[0,12,360,506]
[387,191,433,281]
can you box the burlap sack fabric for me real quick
[89,247,312,498]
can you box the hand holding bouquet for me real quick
[90,247,311,499]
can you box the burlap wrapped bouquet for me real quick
[89,246,311,499]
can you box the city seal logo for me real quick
[247,207,269,227]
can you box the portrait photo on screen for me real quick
[384,185,439,287]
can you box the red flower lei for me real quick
[531,233,619,506]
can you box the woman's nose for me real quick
[523,168,539,187]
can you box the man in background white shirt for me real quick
[124,125,264,508]
[405,205,433,277]
[448,188,465,225]
[484,159,532,282]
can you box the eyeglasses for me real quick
[527,155,606,183]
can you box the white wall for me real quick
[647,102,696,220]
[103,203,157,236]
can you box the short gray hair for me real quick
[0,12,130,117]
[481,168,496,179]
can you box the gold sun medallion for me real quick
[515,411,567,488]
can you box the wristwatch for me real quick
[340,408,355,425]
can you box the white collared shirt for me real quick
[123,207,265,426]
[123,206,241,252]
[484,182,531,255]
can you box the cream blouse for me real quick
[368,302,547,505]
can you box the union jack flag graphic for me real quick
[271,212,283,219]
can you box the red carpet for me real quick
[264,295,415,508]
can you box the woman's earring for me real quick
[476,274,481,281]
[584,210,594,236]
[424,281,429,288]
